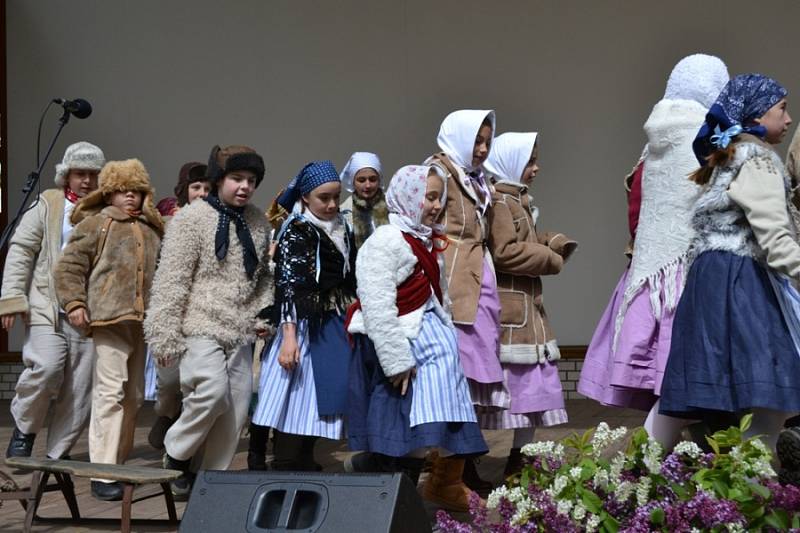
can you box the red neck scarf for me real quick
[345,232,445,339]
[64,187,80,204]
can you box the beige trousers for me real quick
[89,322,146,480]
[164,338,253,471]
[11,318,94,459]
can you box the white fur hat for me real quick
[54,142,105,188]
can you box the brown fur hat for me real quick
[72,158,164,234]
[206,145,265,188]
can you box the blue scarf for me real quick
[205,194,259,279]
[693,73,787,165]
[277,160,340,211]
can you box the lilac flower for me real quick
[766,481,800,512]
[435,509,473,533]
[661,453,691,483]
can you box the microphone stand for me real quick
[0,107,72,252]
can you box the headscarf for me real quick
[386,165,446,241]
[663,54,729,109]
[277,160,340,211]
[484,132,538,183]
[436,109,496,172]
[340,152,382,193]
[693,73,788,165]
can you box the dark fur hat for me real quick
[206,145,265,187]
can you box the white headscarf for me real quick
[340,152,382,193]
[436,109,496,172]
[484,132,538,183]
[386,165,446,241]
[663,53,729,108]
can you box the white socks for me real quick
[644,399,689,450]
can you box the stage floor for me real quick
[0,399,645,531]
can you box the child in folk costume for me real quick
[484,132,575,475]
[422,109,499,496]
[2,142,104,461]
[659,75,798,456]
[146,161,211,451]
[578,54,730,449]
[339,152,389,249]
[55,159,163,501]
[345,164,487,508]
[145,145,273,499]
[251,161,357,471]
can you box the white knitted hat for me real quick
[54,142,105,188]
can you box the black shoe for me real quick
[6,427,35,458]
[163,453,194,501]
[91,481,124,501]
[503,448,524,478]
[462,456,493,495]
[248,450,267,471]
[778,427,800,486]
[344,452,387,473]
[148,416,177,451]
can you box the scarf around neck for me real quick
[205,194,259,279]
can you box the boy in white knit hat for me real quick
[1,141,104,460]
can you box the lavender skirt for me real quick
[578,265,682,411]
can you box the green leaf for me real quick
[711,480,729,498]
[579,487,603,515]
[764,510,790,530]
[740,413,753,432]
[650,507,665,525]
[748,482,771,500]
[792,513,800,529]
[602,513,620,533]
[520,469,531,489]
[706,435,721,455]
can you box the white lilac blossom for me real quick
[511,497,537,526]
[506,487,526,504]
[593,469,610,490]
[548,474,569,498]
[586,513,601,532]
[674,441,703,459]
[636,477,652,507]
[641,440,664,475]
[614,480,634,503]
[487,486,509,509]
[571,502,587,521]
[556,499,573,516]
[590,422,628,458]
[520,440,565,461]
[569,466,583,480]
[609,452,626,484]
[750,457,776,478]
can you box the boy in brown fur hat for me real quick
[55,158,163,501]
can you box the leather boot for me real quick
[270,430,304,471]
[422,455,475,512]
[503,448,524,478]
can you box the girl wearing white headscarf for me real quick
[339,152,389,249]
[422,109,499,502]
[483,132,576,475]
[344,165,487,507]
[577,54,730,448]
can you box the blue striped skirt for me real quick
[251,318,345,439]
[348,310,487,457]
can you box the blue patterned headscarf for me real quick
[693,73,787,165]
[277,160,340,210]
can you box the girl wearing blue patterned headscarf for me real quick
[250,160,357,472]
[660,73,800,462]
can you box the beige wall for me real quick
[5,0,800,349]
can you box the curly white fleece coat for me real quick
[347,224,453,377]
[144,200,273,363]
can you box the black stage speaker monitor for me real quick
[180,471,432,532]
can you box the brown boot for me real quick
[422,455,475,513]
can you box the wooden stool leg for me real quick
[120,483,134,533]
[23,471,46,533]
[54,472,81,519]
[161,482,178,523]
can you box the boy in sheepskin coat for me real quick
[55,158,163,501]
[1,142,104,461]
[145,145,273,500]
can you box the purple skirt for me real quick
[454,257,503,384]
[578,265,682,411]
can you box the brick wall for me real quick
[0,363,23,400]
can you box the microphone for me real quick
[52,98,92,119]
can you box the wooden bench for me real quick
[4,456,182,533]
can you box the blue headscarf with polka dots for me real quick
[277,160,340,211]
